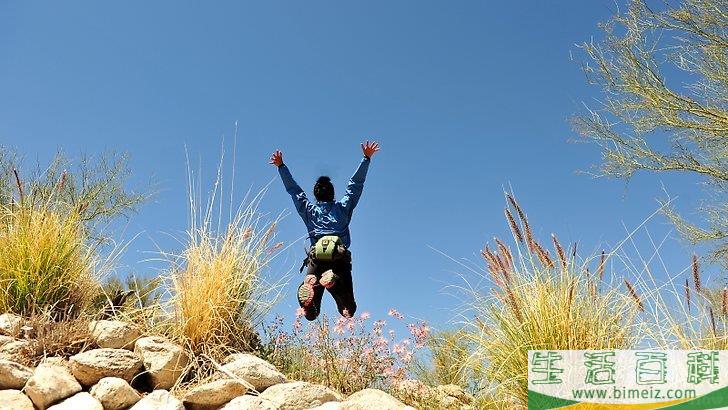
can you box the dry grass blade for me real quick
[685,278,692,313]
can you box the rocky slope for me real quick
[0,313,472,410]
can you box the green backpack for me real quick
[313,235,342,261]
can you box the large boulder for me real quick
[342,389,413,410]
[90,377,142,410]
[69,348,143,386]
[259,381,342,410]
[220,353,286,392]
[25,363,83,410]
[47,392,103,410]
[130,390,184,410]
[134,337,189,390]
[220,395,279,410]
[0,389,34,410]
[183,379,248,409]
[89,320,141,350]
[0,313,23,337]
[0,359,33,389]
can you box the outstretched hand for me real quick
[361,140,381,158]
[269,150,283,167]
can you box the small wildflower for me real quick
[388,308,404,319]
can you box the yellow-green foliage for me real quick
[0,203,98,316]
[411,329,475,389]
[467,194,642,408]
[655,256,728,351]
[165,158,282,356]
[169,214,277,353]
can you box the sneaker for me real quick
[297,275,318,308]
[319,270,339,289]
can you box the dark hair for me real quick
[313,176,334,202]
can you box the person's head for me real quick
[313,176,334,202]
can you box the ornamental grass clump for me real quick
[0,191,99,317]
[0,150,145,318]
[657,254,728,351]
[168,206,280,354]
[164,151,285,359]
[465,193,643,407]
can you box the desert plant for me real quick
[410,328,475,390]
[0,148,147,236]
[573,0,728,261]
[0,148,146,317]
[96,274,163,312]
[0,202,100,317]
[263,309,429,395]
[463,194,643,407]
[17,312,95,367]
[161,149,285,360]
[650,253,728,350]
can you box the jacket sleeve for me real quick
[278,164,312,220]
[339,156,370,216]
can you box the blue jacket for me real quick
[277,157,370,247]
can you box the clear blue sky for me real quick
[0,1,707,328]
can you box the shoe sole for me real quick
[319,270,339,289]
[297,275,318,308]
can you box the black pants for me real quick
[301,248,357,320]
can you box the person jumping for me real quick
[269,140,380,321]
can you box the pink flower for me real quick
[388,308,404,320]
[360,311,371,320]
[295,307,305,318]
[407,322,431,347]
[334,317,347,335]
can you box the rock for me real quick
[0,335,14,347]
[0,339,33,361]
[436,384,474,407]
[0,389,34,410]
[89,320,141,350]
[134,337,189,389]
[259,381,342,410]
[40,356,70,369]
[183,379,248,409]
[342,389,413,410]
[0,313,23,337]
[90,377,141,410]
[221,353,286,392]
[0,359,33,389]
[309,402,343,410]
[130,390,184,410]
[47,392,103,410]
[69,348,143,386]
[220,395,279,410]
[25,363,82,409]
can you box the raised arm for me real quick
[270,150,312,219]
[340,141,380,215]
